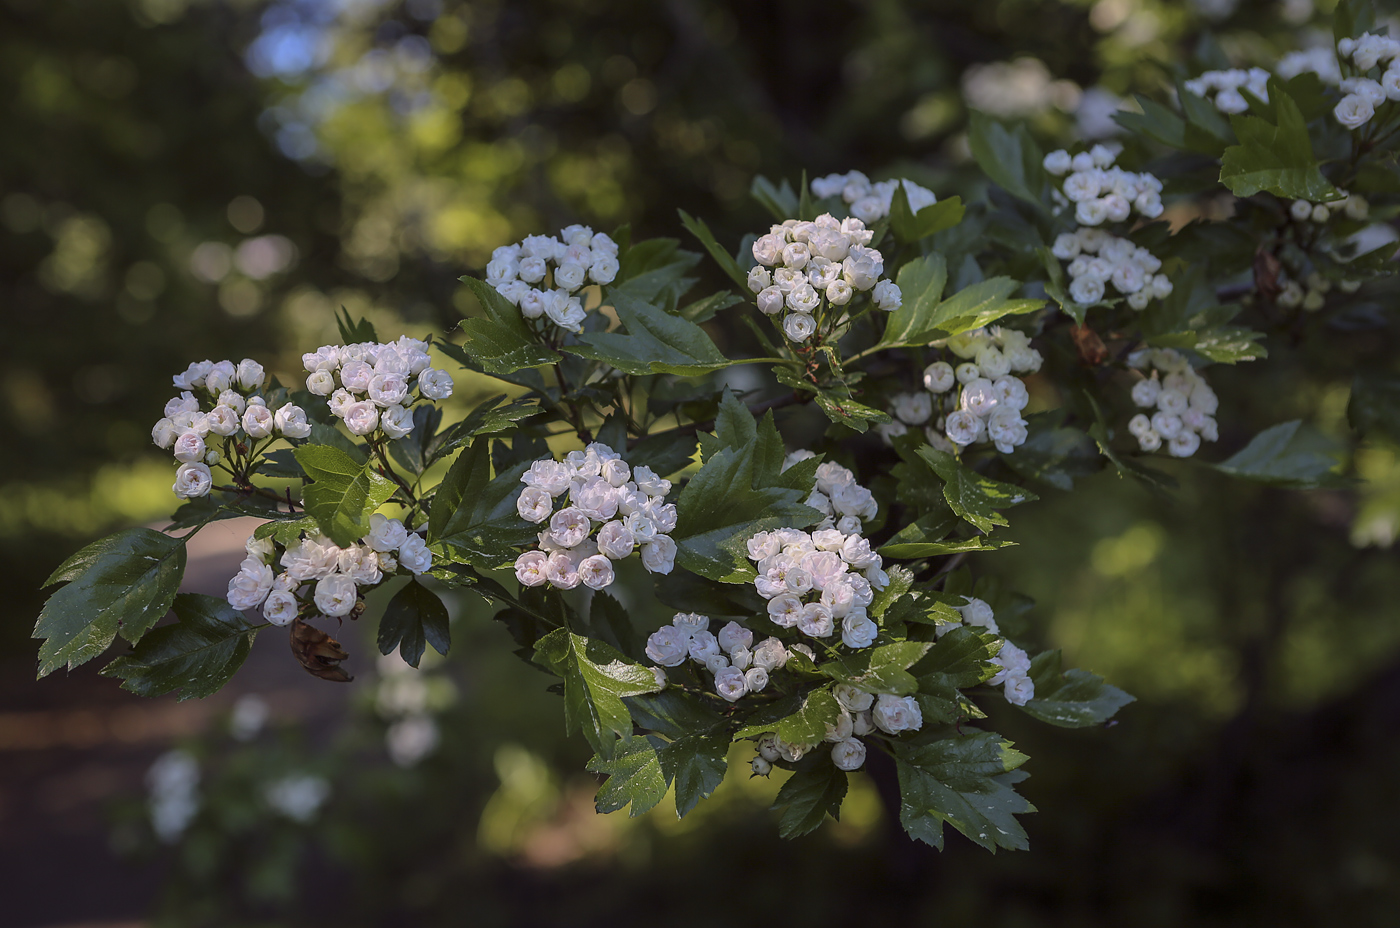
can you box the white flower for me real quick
[588,253,619,285]
[944,410,981,446]
[398,534,432,575]
[987,407,1028,454]
[831,738,867,771]
[640,535,676,574]
[752,638,788,672]
[1138,430,1163,452]
[173,360,214,389]
[227,556,274,611]
[367,372,409,408]
[715,667,749,702]
[594,520,634,560]
[786,283,821,313]
[173,462,213,498]
[1069,274,1105,304]
[241,404,274,439]
[797,602,835,638]
[522,459,572,497]
[768,593,804,627]
[1334,94,1374,130]
[171,430,206,464]
[1168,430,1202,458]
[517,486,554,523]
[834,684,874,713]
[841,612,878,649]
[417,368,453,400]
[960,378,1000,418]
[236,359,264,391]
[783,313,817,341]
[305,370,336,396]
[514,550,549,587]
[826,278,854,305]
[151,417,181,449]
[577,554,615,590]
[262,590,299,626]
[554,262,586,291]
[959,597,999,633]
[204,361,236,393]
[342,401,379,436]
[756,285,785,315]
[313,574,357,617]
[872,694,923,734]
[1005,675,1035,705]
[1043,149,1073,175]
[923,361,956,393]
[274,403,312,439]
[646,625,690,667]
[892,392,933,425]
[717,621,753,654]
[873,279,902,311]
[366,514,407,553]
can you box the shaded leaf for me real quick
[772,753,848,839]
[100,594,258,700]
[568,289,734,376]
[1219,79,1340,201]
[659,732,731,818]
[588,735,668,817]
[454,276,558,374]
[295,443,397,548]
[896,731,1034,852]
[377,579,451,668]
[533,628,662,758]
[35,528,187,676]
[821,641,932,696]
[1211,420,1347,488]
[1021,650,1134,728]
[916,447,1038,534]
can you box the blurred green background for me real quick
[3,0,1400,926]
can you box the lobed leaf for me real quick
[100,593,258,700]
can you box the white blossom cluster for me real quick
[1051,226,1172,309]
[809,171,938,224]
[744,526,890,649]
[1182,67,1271,114]
[1334,34,1400,129]
[646,612,788,702]
[147,749,200,844]
[880,327,1040,454]
[750,685,924,776]
[154,358,312,500]
[1276,48,1342,85]
[1288,189,1369,226]
[1042,144,1165,225]
[484,225,620,334]
[1125,347,1220,458]
[1276,269,1359,312]
[227,513,431,623]
[934,597,1035,705]
[264,774,331,823]
[512,442,676,590]
[748,214,901,344]
[302,336,453,438]
[780,452,880,534]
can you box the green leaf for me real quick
[587,735,668,817]
[1115,95,1188,149]
[967,111,1044,205]
[567,289,734,376]
[813,386,891,433]
[925,278,1044,338]
[533,628,662,758]
[659,732,730,818]
[821,641,932,696]
[99,593,258,700]
[998,415,1100,492]
[1211,420,1347,488]
[1219,79,1340,202]
[879,254,948,348]
[679,209,749,289]
[611,237,702,312]
[428,438,537,569]
[294,443,397,548]
[1020,650,1134,728]
[678,290,742,324]
[335,306,378,344]
[253,514,321,547]
[916,447,1038,534]
[1349,371,1400,442]
[455,276,558,375]
[626,689,726,740]
[734,686,841,747]
[890,183,965,244]
[895,731,1034,851]
[751,175,800,221]
[772,754,848,839]
[914,626,1002,691]
[673,405,820,582]
[1084,392,1179,492]
[35,528,187,676]
[307,422,368,464]
[426,394,540,466]
[377,579,451,668]
[879,511,989,559]
[627,430,698,477]
[1190,326,1268,364]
